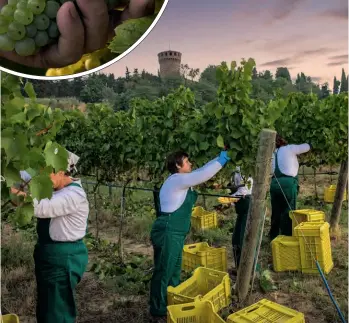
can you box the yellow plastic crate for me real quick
[294,222,334,274]
[226,299,305,322]
[0,314,20,323]
[191,206,217,230]
[182,242,227,273]
[324,185,347,203]
[289,209,325,236]
[271,236,301,272]
[167,300,225,323]
[167,267,231,312]
[217,197,239,204]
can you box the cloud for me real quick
[260,58,294,67]
[317,8,348,20]
[297,48,335,57]
[260,47,339,68]
[270,0,305,20]
[329,54,348,61]
[327,60,348,66]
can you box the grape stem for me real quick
[2,178,31,208]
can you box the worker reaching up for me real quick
[269,134,311,240]
[149,150,230,322]
[11,151,89,323]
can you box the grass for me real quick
[1,170,348,323]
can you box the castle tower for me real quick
[158,50,182,78]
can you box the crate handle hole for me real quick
[246,306,259,313]
[181,306,195,311]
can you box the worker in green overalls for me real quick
[269,134,311,240]
[12,151,89,323]
[228,167,253,270]
[149,150,230,322]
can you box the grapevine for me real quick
[1,72,68,226]
[2,60,348,225]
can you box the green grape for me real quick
[33,13,49,30]
[15,37,35,55]
[44,1,60,19]
[0,16,10,34]
[16,1,28,9]
[47,20,58,38]
[8,0,19,6]
[25,23,37,37]
[7,21,26,40]
[1,5,16,17]
[34,30,48,46]
[14,8,34,25]
[0,33,15,51]
[27,0,46,15]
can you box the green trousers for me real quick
[149,217,185,316]
[269,177,298,240]
[34,241,88,323]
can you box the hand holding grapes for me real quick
[0,0,154,69]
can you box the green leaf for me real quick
[26,105,43,122]
[199,141,209,151]
[4,97,25,117]
[29,174,53,200]
[216,135,225,148]
[1,131,29,164]
[12,203,34,227]
[109,15,155,53]
[24,81,36,100]
[4,163,21,187]
[10,111,27,124]
[44,142,68,171]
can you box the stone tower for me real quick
[158,50,182,78]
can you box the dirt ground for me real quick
[1,167,348,323]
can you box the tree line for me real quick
[23,64,348,111]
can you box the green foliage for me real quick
[1,73,67,227]
[275,92,348,166]
[109,16,155,54]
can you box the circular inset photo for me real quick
[0,0,167,79]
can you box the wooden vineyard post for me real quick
[236,129,276,302]
[330,160,348,238]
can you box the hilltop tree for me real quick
[340,68,348,92]
[275,67,291,82]
[333,76,340,94]
[200,65,219,86]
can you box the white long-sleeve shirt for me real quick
[271,144,311,177]
[34,179,89,242]
[159,157,222,213]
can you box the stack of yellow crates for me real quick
[271,209,334,274]
[191,206,218,230]
[182,242,227,273]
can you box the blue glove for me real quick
[218,151,231,166]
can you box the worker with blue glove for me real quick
[149,150,230,322]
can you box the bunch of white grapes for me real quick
[0,0,127,56]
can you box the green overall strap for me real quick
[274,149,286,178]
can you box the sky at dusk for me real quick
[102,0,348,85]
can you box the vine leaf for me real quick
[217,135,225,148]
